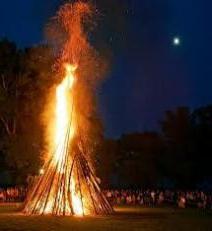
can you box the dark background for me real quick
[1,0,212,138]
[0,1,212,188]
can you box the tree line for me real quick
[97,106,212,189]
[0,39,211,189]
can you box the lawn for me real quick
[0,204,211,231]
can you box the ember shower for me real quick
[23,1,113,216]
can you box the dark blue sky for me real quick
[0,0,212,137]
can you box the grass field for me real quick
[0,204,211,231]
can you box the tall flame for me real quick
[55,63,83,216]
[23,2,113,217]
[54,64,76,164]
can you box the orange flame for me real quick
[55,63,83,216]
[54,63,76,163]
[23,2,113,217]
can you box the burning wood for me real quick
[23,1,113,216]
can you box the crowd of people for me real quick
[0,187,27,202]
[0,187,212,210]
[104,189,212,209]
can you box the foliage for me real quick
[0,39,54,184]
[97,106,212,188]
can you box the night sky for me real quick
[0,0,212,137]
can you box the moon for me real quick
[173,37,180,46]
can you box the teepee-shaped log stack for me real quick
[23,122,113,216]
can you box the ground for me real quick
[0,204,211,231]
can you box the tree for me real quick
[0,39,54,184]
[160,107,195,187]
[115,132,164,188]
[0,39,20,138]
[96,138,120,188]
[191,106,212,181]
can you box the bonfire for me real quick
[23,1,113,216]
